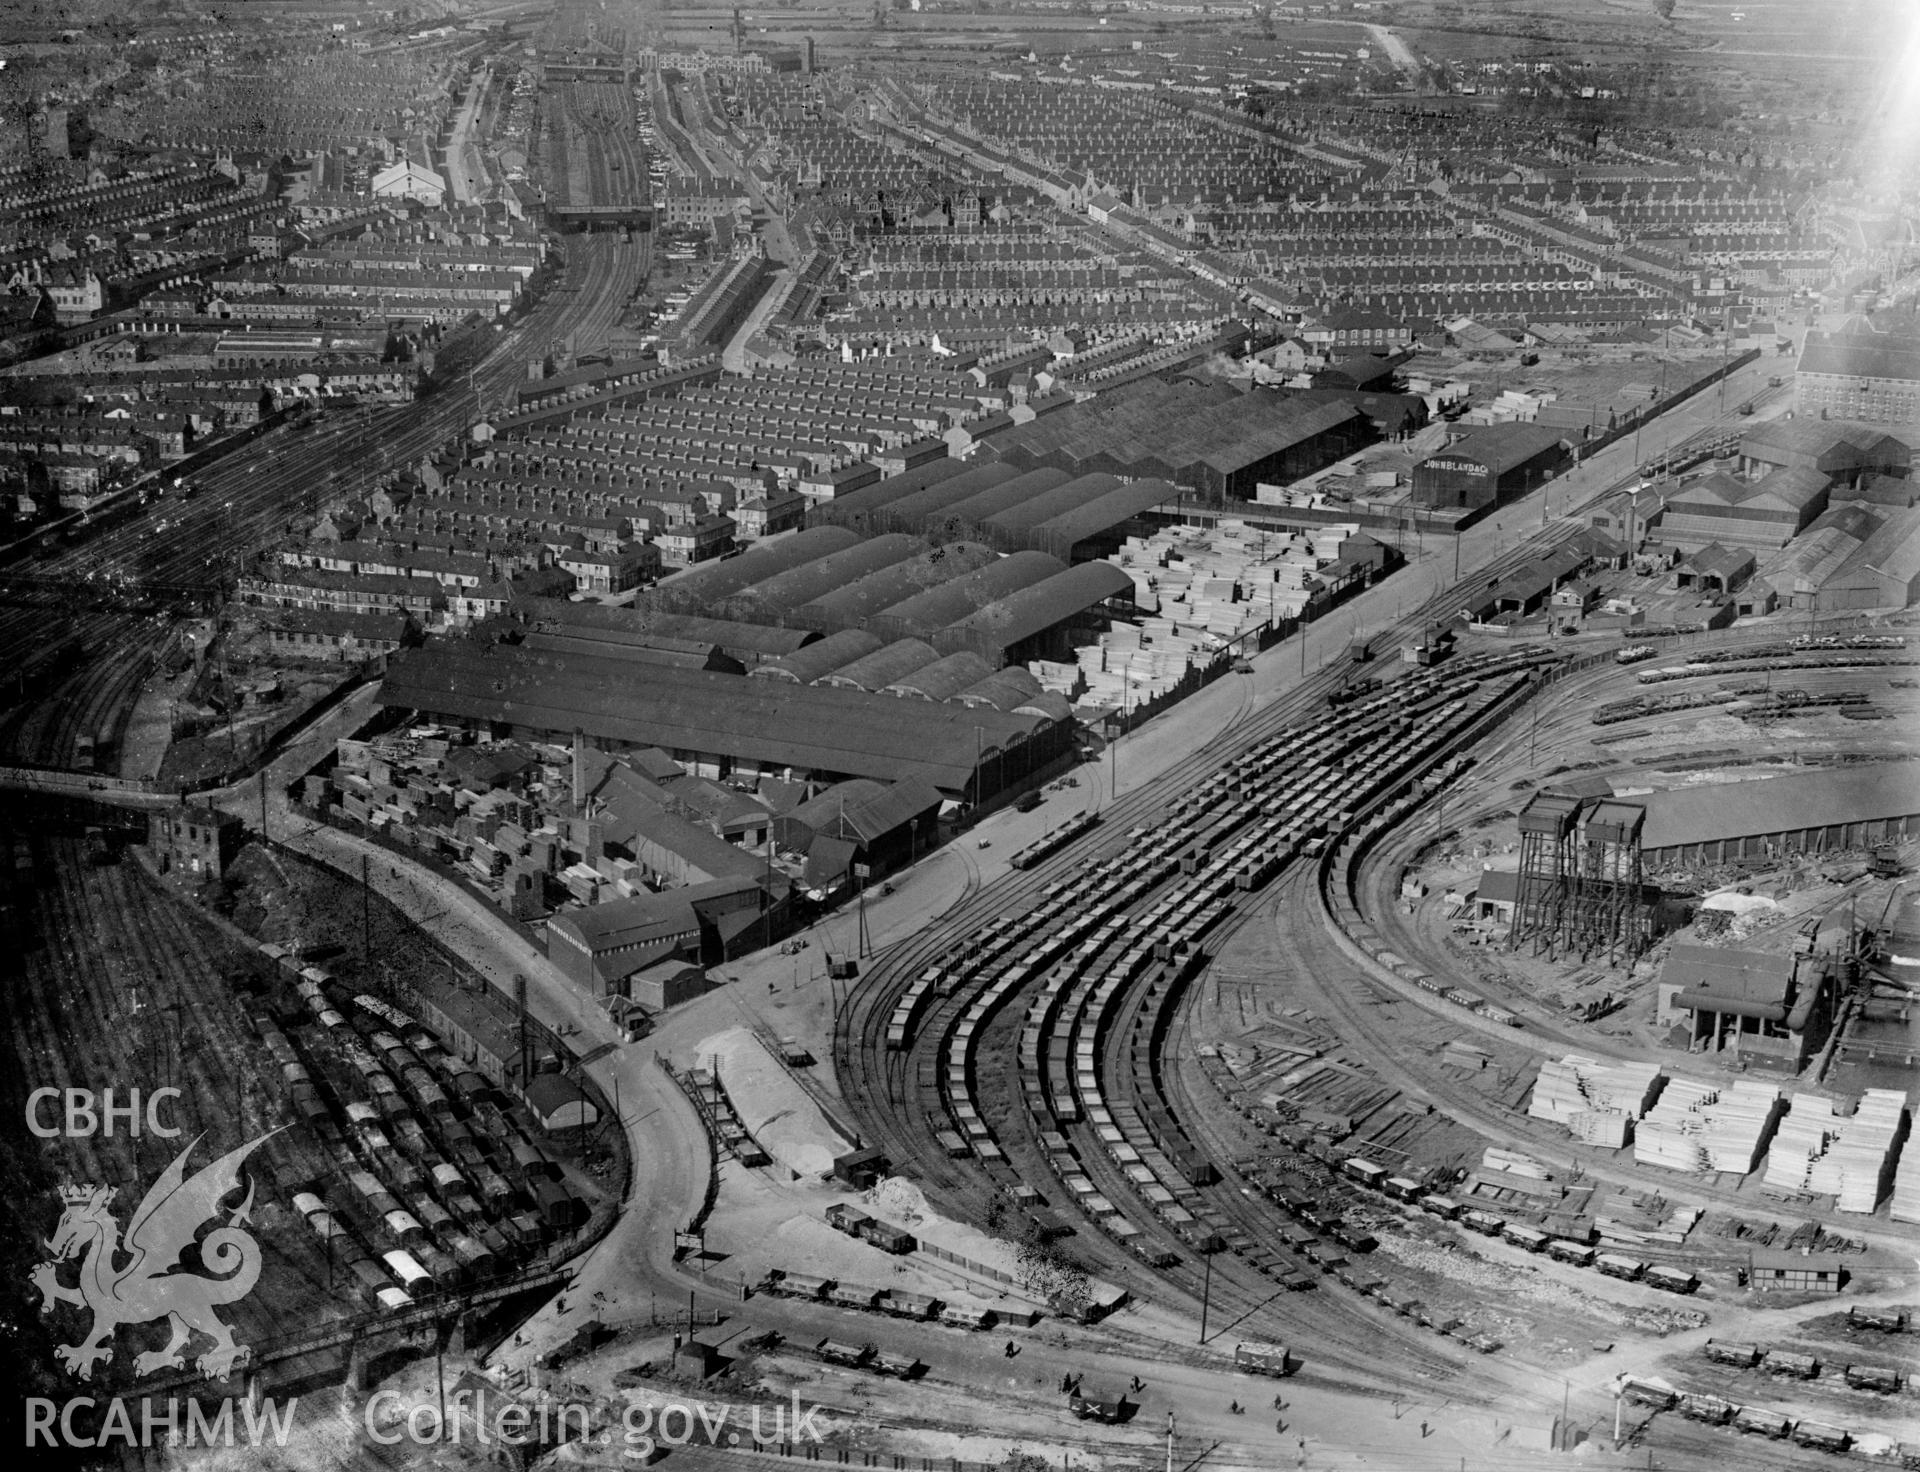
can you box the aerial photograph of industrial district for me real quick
[4,0,1920,1467]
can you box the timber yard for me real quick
[3,0,1920,1469]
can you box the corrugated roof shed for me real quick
[789,541,999,633]
[1661,942,1794,1021]
[809,456,970,535]
[752,627,886,685]
[929,468,1098,537]
[518,599,819,662]
[886,650,995,701]
[788,776,944,845]
[650,525,860,613]
[868,550,1067,642]
[1023,476,1184,557]
[378,640,1048,794]
[952,666,1046,710]
[981,473,1128,535]
[876,462,1026,536]
[1637,761,1920,850]
[819,638,942,692]
[933,561,1135,660]
[719,534,927,621]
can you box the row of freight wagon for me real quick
[264,964,582,1310]
[924,648,1564,1282]
[1336,1156,1700,1292]
[756,1270,997,1330]
[1619,1375,1912,1460]
[1702,1334,1907,1391]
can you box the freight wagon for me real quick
[1596,1253,1645,1281]
[1731,1407,1791,1438]
[1763,1349,1818,1379]
[1844,1363,1902,1393]
[1501,1224,1548,1253]
[1644,1264,1698,1294]
[815,1338,873,1367]
[1704,1340,1762,1368]
[1233,1341,1292,1377]
[1789,1421,1849,1454]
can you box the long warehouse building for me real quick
[375,639,1072,804]
[1635,761,1920,866]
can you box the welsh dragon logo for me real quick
[30,1131,281,1381]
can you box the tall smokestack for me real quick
[573,728,585,813]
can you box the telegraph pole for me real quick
[1197,1250,1213,1343]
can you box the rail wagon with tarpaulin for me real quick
[881,1291,939,1320]
[1790,1420,1849,1453]
[1732,1407,1791,1438]
[1763,1348,1818,1379]
[382,1249,433,1295]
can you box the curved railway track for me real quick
[833,533,1588,1402]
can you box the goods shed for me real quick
[719,535,928,623]
[939,470,1109,546]
[1639,760,1920,866]
[819,639,941,692]
[1411,423,1568,512]
[376,639,1069,803]
[808,457,970,537]
[1659,468,1830,553]
[1806,504,1920,609]
[932,561,1136,666]
[886,650,995,701]
[878,463,1043,538]
[520,601,822,667]
[651,526,862,614]
[788,541,999,634]
[1023,476,1184,563]
[953,667,1048,712]
[751,628,886,685]
[868,551,1068,643]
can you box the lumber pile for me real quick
[1764,1090,1906,1213]
[1527,1055,1661,1147]
[1634,1077,1782,1177]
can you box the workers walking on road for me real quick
[1130,1375,1144,1393]
[1003,1340,1018,1359]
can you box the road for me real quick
[1364,23,1424,89]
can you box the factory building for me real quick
[1656,943,1837,1070]
[1409,423,1569,511]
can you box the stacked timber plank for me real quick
[1527,1055,1662,1147]
[1763,1090,1906,1212]
[1891,1123,1920,1224]
[1634,1078,1782,1177]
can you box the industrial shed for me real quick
[751,628,886,685]
[1021,476,1185,563]
[376,639,1070,802]
[1655,943,1836,1068]
[517,599,820,667]
[788,542,1000,634]
[818,638,942,692]
[983,379,1368,502]
[871,463,1034,538]
[886,650,995,701]
[718,535,928,623]
[1806,504,1920,609]
[925,468,1098,545]
[650,525,861,613]
[1638,761,1920,866]
[1658,467,1831,553]
[1410,423,1569,511]
[953,666,1048,711]
[867,550,1067,642]
[773,777,945,879]
[1738,419,1910,483]
[932,561,1136,666]
[808,456,972,537]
